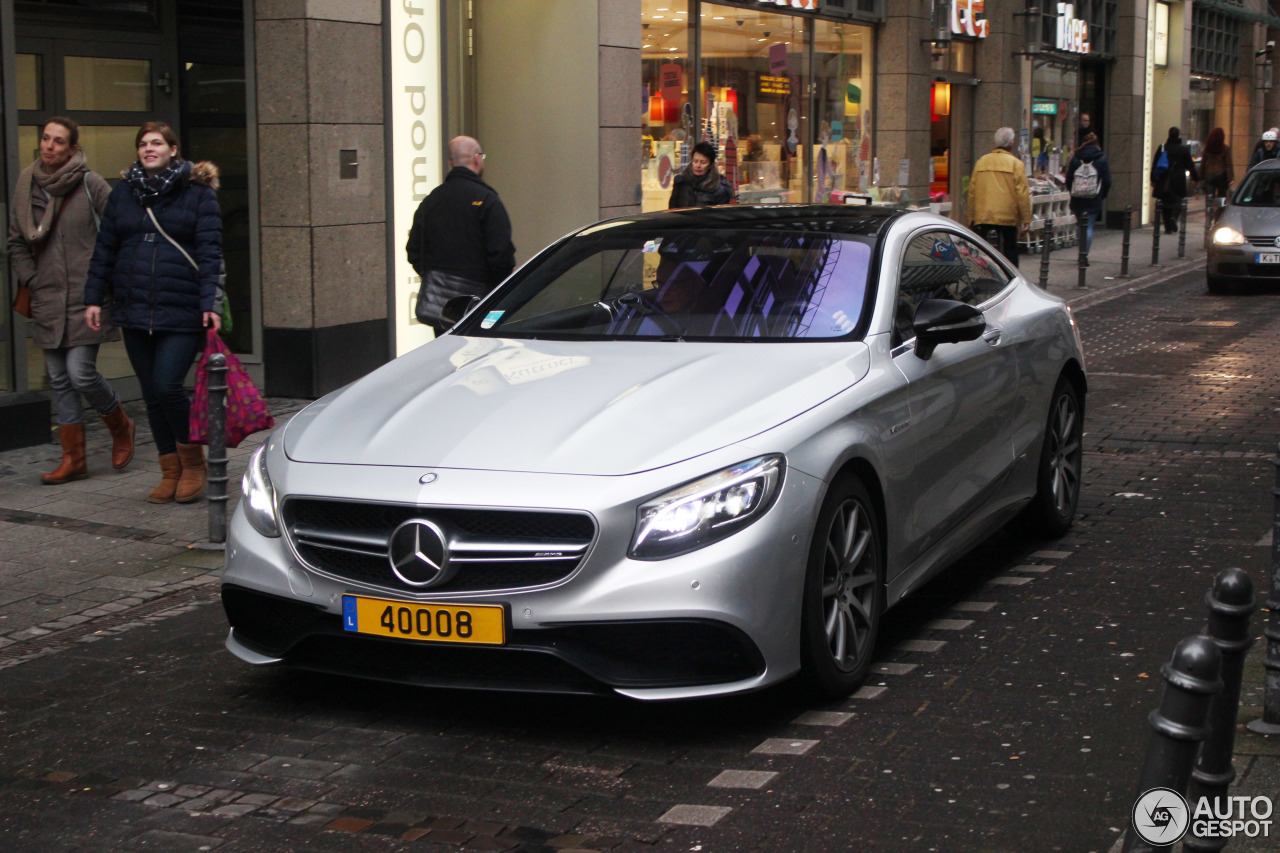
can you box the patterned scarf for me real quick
[126,159,188,207]
[14,149,89,245]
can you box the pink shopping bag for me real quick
[189,328,274,448]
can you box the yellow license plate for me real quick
[341,595,505,645]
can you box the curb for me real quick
[1064,255,1205,313]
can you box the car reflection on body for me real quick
[1207,159,1280,293]
[222,205,1086,701]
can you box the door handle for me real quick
[982,327,1002,345]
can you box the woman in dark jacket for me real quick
[1064,132,1112,254]
[1151,127,1198,234]
[84,120,222,505]
[669,141,732,208]
[1200,127,1234,204]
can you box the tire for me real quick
[799,476,883,699]
[1014,377,1083,539]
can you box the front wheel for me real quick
[799,476,883,699]
[1014,377,1083,538]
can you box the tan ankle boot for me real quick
[174,442,207,503]
[42,423,88,485]
[102,405,135,469]
[148,453,182,503]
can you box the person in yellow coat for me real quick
[968,127,1032,267]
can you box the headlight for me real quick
[1212,226,1246,246]
[630,455,784,560]
[241,445,280,538]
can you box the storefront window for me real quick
[812,19,873,203]
[701,3,809,204]
[641,0,692,212]
[63,56,152,112]
[16,53,41,111]
[1031,61,1078,179]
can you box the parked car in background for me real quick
[221,205,1087,701]
[1207,159,1280,292]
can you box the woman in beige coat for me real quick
[7,116,134,484]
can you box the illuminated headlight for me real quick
[630,455,784,560]
[241,445,280,538]
[1212,226,1246,246]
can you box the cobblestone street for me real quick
[1,268,1278,852]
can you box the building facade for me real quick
[2,0,1278,444]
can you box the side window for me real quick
[953,235,1012,304]
[895,231,968,343]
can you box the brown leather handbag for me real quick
[11,283,32,318]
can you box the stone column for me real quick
[255,0,389,397]
[599,0,642,220]
[1110,2,1150,227]
[874,3,933,205]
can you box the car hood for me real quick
[284,336,870,476]
[1222,204,1280,236]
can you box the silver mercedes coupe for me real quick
[222,205,1086,701]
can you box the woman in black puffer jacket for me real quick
[669,141,733,208]
[85,120,222,505]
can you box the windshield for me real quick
[1233,169,1280,206]
[455,228,876,341]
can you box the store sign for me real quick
[950,0,989,39]
[1056,3,1090,54]
[389,0,441,354]
[661,63,682,103]
[760,75,791,96]
[1032,99,1058,115]
[757,0,818,10]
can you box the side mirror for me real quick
[912,298,985,360]
[440,295,481,330]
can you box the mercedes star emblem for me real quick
[387,518,454,587]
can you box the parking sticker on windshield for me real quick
[481,310,505,329]
[643,238,663,253]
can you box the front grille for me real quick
[282,498,596,594]
[1245,235,1280,247]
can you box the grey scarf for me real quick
[13,148,88,246]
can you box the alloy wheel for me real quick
[821,498,878,672]
[1048,392,1082,517]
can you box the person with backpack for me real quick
[1065,132,1111,255]
[1151,127,1197,234]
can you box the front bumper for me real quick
[1207,243,1280,280]
[221,452,823,700]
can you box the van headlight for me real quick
[630,455,784,560]
[241,445,280,538]
[1212,226,1246,246]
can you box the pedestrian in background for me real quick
[407,135,515,337]
[967,127,1032,267]
[84,120,223,505]
[1200,127,1234,204]
[1065,132,1111,255]
[1248,128,1279,169]
[668,141,732,208]
[7,116,134,485]
[1076,112,1095,145]
[1151,127,1197,234]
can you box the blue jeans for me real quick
[43,345,120,426]
[1080,209,1097,255]
[122,329,203,455]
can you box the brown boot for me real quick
[148,453,182,504]
[102,405,135,469]
[174,442,207,503]
[42,423,88,485]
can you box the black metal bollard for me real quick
[1152,199,1162,266]
[207,352,228,544]
[1120,635,1222,853]
[1121,205,1133,278]
[1185,569,1259,852]
[1039,216,1053,289]
[1247,441,1280,736]
[1177,198,1188,259]
[1077,217,1088,288]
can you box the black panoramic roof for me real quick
[587,204,908,238]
